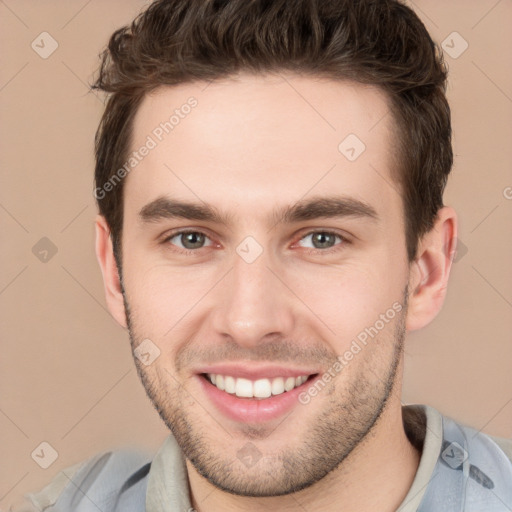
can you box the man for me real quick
[13,0,512,511]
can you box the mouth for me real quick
[196,368,320,423]
[201,373,316,399]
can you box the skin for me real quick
[96,72,457,512]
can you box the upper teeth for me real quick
[207,374,309,398]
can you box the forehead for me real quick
[124,72,400,224]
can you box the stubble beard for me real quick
[123,288,407,497]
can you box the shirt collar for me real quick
[146,433,191,512]
[397,404,443,511]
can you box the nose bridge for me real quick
[211,243,294,346]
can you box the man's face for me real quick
[119,73,412,496]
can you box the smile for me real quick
[197,367,321,423]
[204,373,310,399]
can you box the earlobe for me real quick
[95,215,128,329]
[405,206,458,332]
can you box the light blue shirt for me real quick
[16,404,512,511]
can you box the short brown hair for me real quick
[92,0,452,263]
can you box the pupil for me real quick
[183,232,204,249]
[314,233,334,249]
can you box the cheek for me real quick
[122,261,217,336]
[286,255,406,349]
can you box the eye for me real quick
[165,230,213,251]
[162,229,348,255]
[297,231,346,251]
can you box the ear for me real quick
[406,206,458,332]
[95,215,128,329]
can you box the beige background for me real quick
[1,0,511,508]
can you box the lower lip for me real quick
[197,374,318,423]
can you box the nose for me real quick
[211,247,295,348]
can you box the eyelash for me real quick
[161,229,350,256]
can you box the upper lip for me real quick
[195,363,320,380]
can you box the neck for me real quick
[187,398,421,512]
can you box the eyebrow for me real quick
[138,195,379,227]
